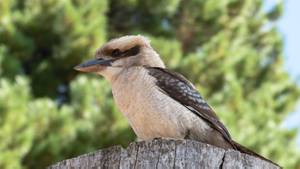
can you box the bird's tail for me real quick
[232,140,281,168]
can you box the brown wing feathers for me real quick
[146,66,280,167]
[146,67,233,143]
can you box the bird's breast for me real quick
[111,67,209,140]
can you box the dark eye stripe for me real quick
[110,45,140,58]
[111,49,122,57]
[124,45,140,56]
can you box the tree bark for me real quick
[47,139,279,169]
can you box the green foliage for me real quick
[0,77,32,169]
[0,0,107,97]
[0,0,299,168]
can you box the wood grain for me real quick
[47,139,279,169]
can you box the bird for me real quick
[74,35,278,166]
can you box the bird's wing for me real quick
[146,67,280,167]
[146,67,233,144]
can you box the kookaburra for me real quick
[75,35,277,166]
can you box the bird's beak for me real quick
[74,58,113,72]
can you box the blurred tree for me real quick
[0,0,299,168]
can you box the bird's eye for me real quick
[111,49,121,57]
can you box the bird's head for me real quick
[74,35,165,81]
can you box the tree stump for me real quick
[47,139,279,169]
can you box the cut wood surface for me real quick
[47,139,279,169]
